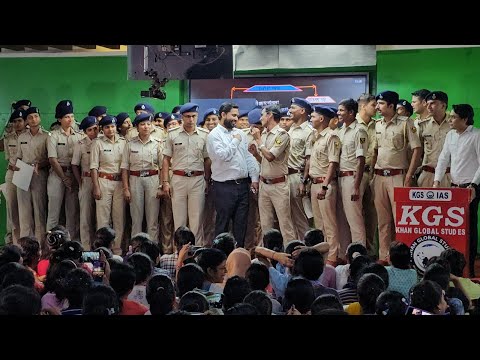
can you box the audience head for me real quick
[176,263,205,297]
[244,290,272,315]
[146,274,176,315]
[212,232,236,257]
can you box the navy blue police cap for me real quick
[397,99,413,114]
[79,116,98,131]
[55,100,74,119]
[313,105,336,118]
[22,106,40,120]
[98,115,117,127]
[164,113,182,128]
[425,91,448,104]
[248,108,263,125]
[290,97,312,114]
[375,91,399,104]
[12,99,31,110]
[133,112,153,126]
[179,102,199,114]
[9,109,25,122]
[88,106,107,118]
[134,103,155,114]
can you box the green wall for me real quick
[377,47,480,251]
[0,55,187,243]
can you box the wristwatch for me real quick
[300,176,309,185]
[322,185,329,191]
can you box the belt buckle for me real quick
[383,170,390,176]
[185,171,193,177]
[140,170,149,177]
[265,178,272,184]
[235,179,240,185]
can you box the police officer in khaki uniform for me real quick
[199,108,219,246]
[46,100,83,240]
[411,89,431,130]
[417,91,451,187]
[337,99,369,247]
[396,100,413,118]
[287,97,314,240]
[88,106,107,123]
[2,110,26,244]
[153,112,170,131]
[160,103,211,246]
[356,94,378,255]
[373,91,422,262]
[126,104,165,142]
[121,113,162,242]
[71,116,99,250]
[90,115,126,255]
[235,110,250,129]
[304,106,341,264]
[16,107,50,245]
[116,113,133,138]
[242,108,264,249]
[248,105,296,244]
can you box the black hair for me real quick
[0,245,22,267]
[375,290,408,315]
[293,248,324,280]
[452,104,475,126]
[19,237,40,268]
[264,105,282,121]
[0,285,41,315]
[173,226,195,250]
[146,274,176,315]
[171,105,181,114]
[311,294,343,315]
[63,268,93,308]
[130,232,151,246]
[126,252,153,284]
[360,262,389,288]
[389,241,411,269]
[243,290,272,315]
[223,275,252,311]
[43,226,70,259]
[176,262,205,297]
[224,303,259,315]
[139,240,162,264]
[57,241,83,262]
[0,262,26,289]
[93,227,116,249]
[95,247,113,260]
[179,291,209,313]
[285,240,305,256]
[338,98,358,115]
[283,277,315,314]
[346,242,367,264]
[409,280,444,314]
[218,102,239,118]
[212,232,236,257]
[423,263,450,291]
[43,259,77,299]
[109,262,136,312]
[357,273,386,314]
[1,266,35,290]
[411,89,431,100]
[303,229,324,247]
[348,254,372,285]
[196,248,227,281]
[82,284,119,316]
[246,262,270,291]
[263,229,284,267]
[440,248,466,277]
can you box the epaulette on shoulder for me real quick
[197,127,209,134]
[168,126,180,132]
[397,115,410,121]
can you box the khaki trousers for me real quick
[5,170,20,244]
[129,175,160,244]
[17,169,48,247]
[259,179,296,244]
[288,173,311,240]
[373,173,404,260]
[47,171,80,240]
[339,174,368,245]
[417,170,451,188]
[78,177,96,250]
[311,182,339,262]
[96,177,125,255]
[171,174,205,246]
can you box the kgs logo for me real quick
[410,235,450,274]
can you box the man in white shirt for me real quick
[434,104,480,277]
[206,102,260,248]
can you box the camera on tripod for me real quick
[141,70,168,100]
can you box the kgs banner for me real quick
[394,187,470,274]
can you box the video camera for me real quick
[141,70,168,100]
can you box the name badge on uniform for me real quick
[87,152,90,154]
[58,143,66,145]
[131,151,139,153]
[376,132,381,134]
[424,134,432,137]
[8,144,16,147]
[104,149,112,152]
[20,142,28,144]
[174,143,183,146]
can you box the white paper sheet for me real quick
[302,196,313,219]
[12,159,34,191]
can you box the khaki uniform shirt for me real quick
[47,127,84,166]
[356,114,376,166]
[71,136,94,174]
[309,128,341,177]
[125,126,165,142]
[90,134,126,173]
[418,114,451,167]
[260,124,290,178]
[374,115,421,169]
[3,131,23,166]
[163,126,209,172]
[288,121,313,170]
[16,128,49,165]
[121,137,162,171]
[338,120,368,172]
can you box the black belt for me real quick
[451,182,477,188]
[214,178,250,185]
